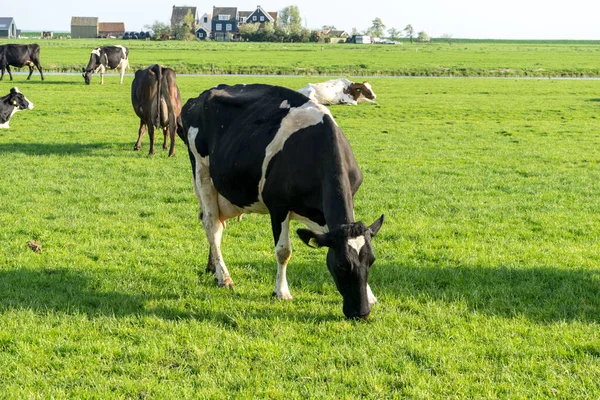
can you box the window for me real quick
[198,32,204,38]
[216,23,222,31]
[260,16,265,22]
[203,17,208,23]
[226,24,232,31]
[252,16,257,21]
[239,17,246,23]
[218,15,229,21]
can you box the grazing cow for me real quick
[298,78,377,105]
[82,45,129,85]
[0,87,34,129]
[0,44,44,81]
[181,83,385,319]
[131,64,183,156]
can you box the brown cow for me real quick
[131,64,183,156]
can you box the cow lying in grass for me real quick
[298,78,377,105]
[0,87,34,129]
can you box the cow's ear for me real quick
[297,229,331,248]
[368,214,385,237]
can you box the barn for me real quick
[71,17,98,39]
[98,22,126,38]
[0,17,18,39]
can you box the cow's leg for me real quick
[0,67,4,81]
[162,126,169,152]
[6,65,13,81]
[134,120,146,151]
[147,122,156,155]
[119,60,128,84]
[26,63,34,80]
[167,114,176,157]
[35,62,44,81]
[99,65,106,85]
[188,127,233,287]
[271,211,293,300]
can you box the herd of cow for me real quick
[1,43,384,319]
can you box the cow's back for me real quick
[182,84,361,212]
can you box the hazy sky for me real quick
[5,0,600,40]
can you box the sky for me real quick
[5,0,600,40]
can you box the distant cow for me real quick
[298,78,377,105]
[0,44,44,81]
[82,45,129,85]
[131,64,183,156]
[0,87,34,129]
[180,83,385,319]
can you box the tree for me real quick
[174,9,196,40]
[144,20,170,40]
[417,31,430,43]
[370,17,385,38]
[351,27,360,36]
[279,5,302,29]
[404,24,415,43]
[322,25,336,31]
[441,33,453,45]
[387,28,400,40]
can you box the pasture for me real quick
[0,42,600,398]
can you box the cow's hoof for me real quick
[219,277,234,288]
[272,291,293,300]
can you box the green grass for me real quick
[1,71,600,398]
[2,39,600,77]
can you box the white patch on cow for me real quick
[348,235,366,254]
[367,284,377,305]
[290,212,329,233]
[91,48,101,57]
[0,122,10,129]
[279,100,290,109]
[363,82,375,99]
[258,101,334,196]
[273,214,293,300]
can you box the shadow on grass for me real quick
[374,262,600,323]
[0,142,120,156]
[0,267,340,324]
[587,98,600,102]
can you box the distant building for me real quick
[0,17,17,38]
[211,6,238,41]
[71,17,98,38]
[98,22,125,38]
[171,5,198,37]
[245,5,276,25]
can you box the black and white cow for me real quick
[0,87,34,129]
[0,44,44,81]
[131,64,183,156]
[298,78,377,105]
[82,45,129,85]
[181,83,385,319]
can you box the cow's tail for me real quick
[153,64,162,128]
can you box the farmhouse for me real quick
[324,29,350,43]
[98,22,126,38]
[211,7,238,41]
[171,6,198,38]
[196,12,212,40]
[210,5,278,41]
[0,17,18,39]
[71,17,99,38]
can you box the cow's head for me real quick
[346,81,377,101]
[82,68,93,85]
[8,87,34,110]
[297,215,384,319]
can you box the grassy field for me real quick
[1,47,600,398]
[2,38,600,77]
